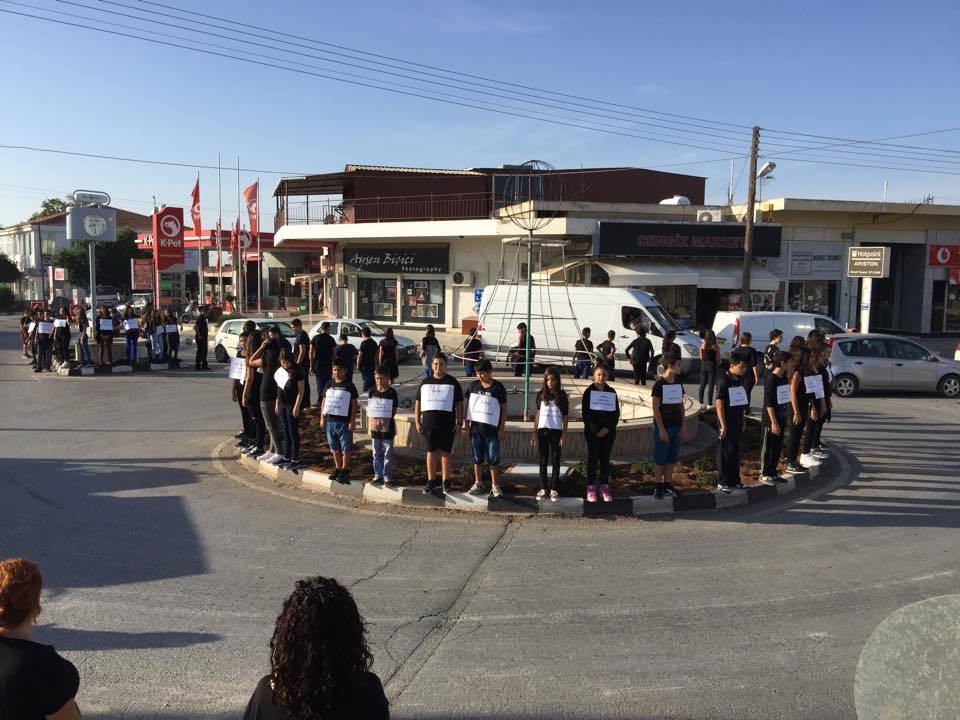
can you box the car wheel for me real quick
[938,374,960,398]
[214,344,229,363]
[833,373,858,398]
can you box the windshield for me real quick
[361,321,387,336]
[644,304,682,333]
[258,321,294,336]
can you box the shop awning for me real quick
[596,261,699,287]
[695,261,780,290]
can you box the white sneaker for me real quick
[549,490,559,501]
[256,451,273,461]
[812,448,830,458]
[489,484,503,499]
[269,455,288,466]
[536,489,546,500]
[799,453,822,467]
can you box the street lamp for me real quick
[757,161,776,205]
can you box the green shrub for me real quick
[630,459,654,477]
[0,286,15,310]
[692,456,716,473]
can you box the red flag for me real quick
[242,181,259,235]
[230,217,239,254]
[190,178,202,239]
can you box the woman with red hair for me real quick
[0,558,81,719]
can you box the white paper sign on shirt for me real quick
[39,321,54,334]
[804,374,825,399]
[228,357,246,382]
[467,393,501,426]
[27,322,36,333]
[661,383,684,404]
[124,318,139,330]
[274,367,290,389]
[53,319,67,328]
[367,397,394,419]
[589,390,617,412]
[420,383,454,412]
[165,324,179,334]
[727,386,749,407]
[324,387,351,416]
[776,383,792,405]
[99,319,113,331]
[538,401,563,430]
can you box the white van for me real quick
[712,311,847,359]
[477,285,703,374]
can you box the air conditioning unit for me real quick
[452,271,474,286]
[696,207,724,222]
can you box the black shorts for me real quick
[422,422,455,453]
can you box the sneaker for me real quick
[489,484,503,499]
[536,489,547,500]
[654,485,664,500]
[467,481,486,495]
[338,470,352,485]
[234,432,245,439]
[785,461,803,474]
[663,484,677,498]
[243,446,261,456]
[371,477,385,487]
[812,448,830,459]
[256,451,274,462]
[442,480,451,494]
[600,484,613,502]
[586,485,597,503]
[384,479,397,488]
[717,484,732,495]
[760,475,777,486]
[549,490,558,501]
[423,480,437,495]
[799,453,822,467]
[773,475,789,483]
[330,468,342,482]
[269,455,289,466]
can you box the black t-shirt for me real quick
[716,370,747,429]
[731,345,757,368]
[292,330,310,372]
[194,315,209,340]
[574,337,594,361]
[763,342,779,369]
[597,340,616,365]
[763,372,790,423]
[368,386,399,439]
[464,379,507,435]
[416,375,463,428]
[358,338,379,370]
[335,343,359,371]
[626,336,653,364]
[379,337,399,368]
[242,672,389,720]
[278,363,306,406]
[310,332,337,370]
[464,336,483,360]
[321,379,359,421]
[652,377,685,427]
[0,636,80,719]
[259,340,282,400]
[421,336,441,368]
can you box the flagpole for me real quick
[217,154,223,310]
[256,176,262,314]
[236,155,242,314]
[195,172,201,305]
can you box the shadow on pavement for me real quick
[36,624,221,651]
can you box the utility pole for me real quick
[727,158,735,206]
[740,126,761,312]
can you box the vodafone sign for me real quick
[929,244,960,268]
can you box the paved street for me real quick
[1,315,959,719]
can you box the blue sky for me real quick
[1,0,959,227]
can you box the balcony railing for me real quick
[275,192,493,232]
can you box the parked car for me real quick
[829,334,960,398]
[306,319,417,362]
[712,311,848,359]
[955,342,960,362]
[93,285,121,306]
[212,319,295,362]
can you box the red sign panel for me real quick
[929,244,960,268]
[131,258,154,290]
[152,207,185,271]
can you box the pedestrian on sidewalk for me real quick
[194,307,210,371]
[651,355,686,499]
[625,324,654,386]
[699,330,720,406]
[376,327,400,382]
[122,306,139,366]
[25,310,39,368]
[241,576,388,720]
[420,324,440,380]
[0,558,82,720]
[320,360,359,484]
[289,319,310,404]
[463,359,507,498]
[532,366,568,501]
[581,364,620,503]
[572,327,593,379]
[310,321,337,396]
[414,353,463,495]
[368,365,399,487]
[462,328,483,378]
[276,348,306,470]
[809,344,833,459]
[715,356,750,493]
[358,327,379,394]
[760,350,794,485]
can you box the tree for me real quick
[52,227,149,291]
[29,196,75,221]
[0,252,22,284]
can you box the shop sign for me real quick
[594,222,781,258]
[929,244,960,268]
[344,246,449,274]
[131,258,154,290]
[53,267,65,281]
[847,246,890,278]
[788,241,844,279]
[151,207,185,306]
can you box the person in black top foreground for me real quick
[290,318,311,406]
[625,324,654,386]
[414,353,464,495]
[368,365,399,486]
[463,359,508,498]
[762,328,784,376]
[698,330,720,406]
[730,332,760,414]
[310,321,337,397]
[760,350,796,485]
[242,576,388,720]
[335,334,359,382]
[321,361,360,485]
[581,364,620,503]
[276,348,306,470]
[377,327,401,382]
[194,306,210,370]
[0,557,81,720]
[651,355,685,499]
[531,367,569,501]
[249,325,286,465]
[357,327,379,394]
[715,356,750,493]
[241,325,268,459]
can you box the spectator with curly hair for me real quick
[0,558,81,719]
[242,576,388,720]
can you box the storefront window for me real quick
[787,281,837,317]
[947,281,960,332]
[357,278,398,322]
[401,278,444,323]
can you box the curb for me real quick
[235,449,828,518]
[53,361,200,376]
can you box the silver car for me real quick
[830,334,960,398]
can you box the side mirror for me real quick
[929,355,939,362]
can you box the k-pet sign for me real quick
[152,207,186,307]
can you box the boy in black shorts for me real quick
[414,353,464,495]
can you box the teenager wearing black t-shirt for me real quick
[699,330,720,406]
[573,328,594,379]
[715,357,749,493]
[290,319,310,406]
[377,327,401,381]
[651,355,685,499]
[250,325,285,465]
[581,364,620,503]
[625,325,654,386]
[785,348,819,473]
[358,327,379,394]
[19,314,32,359]
[122,306,139,366]
[35,310,53,373]
[242,326,267,457]
[531,367,569,500]
[463,359,507,498]
[762,328,784,376]
[462,328,483,377]
[0,558,82,720]
[597,330,617,378]
[414,353,464,495]
[420,325,441,380]
[511,322,536,377]
[368,365,399,487]
[810,346,833,458]
[796,346,828,470]
[275,349,306,470]
[194,308,210,371]
[234,331,257,451]
[335,334,359,381]
[730,332,759,414]
[760,350,795,485]
[310,321,337,396]
[321,361,360,484]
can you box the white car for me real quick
[213,319,295,362]
[712,310,848,359]
[306,318,417,362]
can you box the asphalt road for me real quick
[1,316,958,719]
